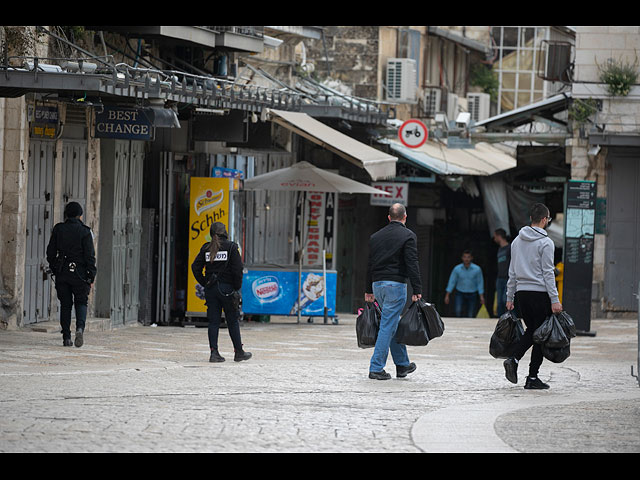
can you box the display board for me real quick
[562,180,596,334]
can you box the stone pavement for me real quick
[0,314,638,453]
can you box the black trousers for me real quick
[55,273,90,339]
[512,291,552,378]
[204,282,242,351]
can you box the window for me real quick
[491,26,549,114]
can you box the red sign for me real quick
[398,119,428,148]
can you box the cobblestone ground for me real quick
[0,317,638,452]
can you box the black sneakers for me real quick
[63,338,73,347]
[524,376,550,390]
[369,370,391,380]
[396,362,417,378]
[503,357,518,384]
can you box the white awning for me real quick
[379,138,516,177]
[262,108,397,181]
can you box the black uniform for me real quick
[191,236,244,351]
[46,218,97,340]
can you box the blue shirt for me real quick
[446,263,484,294]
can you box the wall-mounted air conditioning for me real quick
[467,92,490,123]
[386,58,417,104]
[422,88,441,117]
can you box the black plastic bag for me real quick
[533,314,569,349]
[489,311,525,359]
[555,311,577,339]
[356,302,381,349]
[395,301,429,346]
[418,299,445,339]
[542,343,571,363]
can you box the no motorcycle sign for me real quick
[398,119,428,148]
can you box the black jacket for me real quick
[46,218,97,283]
[366,221,422,294]
[191,237,243,291]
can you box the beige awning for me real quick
[380,138,516,176]
[262,108,397,181]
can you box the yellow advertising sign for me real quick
[187,177,230,315]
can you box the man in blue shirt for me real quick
[444,250,485,317]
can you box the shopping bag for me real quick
[395,301,429,346]
[489,311,525,359]
[541,343,571,363]
[534,314,569,349]
[356,302,381,349]
[418,299,444,339]
[555,311,577,339]
[476,304,490,318]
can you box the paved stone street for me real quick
[0,315,638,453]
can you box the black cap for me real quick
[64,202,83,219]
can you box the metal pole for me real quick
[633,281,640,386]
[322,249,328,324]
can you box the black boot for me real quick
[234,348,252,362]
[209,348,226,363]
[63,337,73,347]
[74,329,84,348]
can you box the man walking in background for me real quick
[493,228,511,317]
[504,203,563,390]
[444,250,485,317]
[365,203,422,380]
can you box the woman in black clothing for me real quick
[191,222,252,363]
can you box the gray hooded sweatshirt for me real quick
[506,226,559,304]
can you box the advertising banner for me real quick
[242,269,337,317]
[187,177,231,315]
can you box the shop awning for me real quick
[379,138,516,177]
[262,108,397,181]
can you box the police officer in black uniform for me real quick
[191,222,251,363]
[46,202,97,347]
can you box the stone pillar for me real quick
[0,97,29,329]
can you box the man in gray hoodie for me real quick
[503,203,563,389]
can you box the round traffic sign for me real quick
[398,119,428,148]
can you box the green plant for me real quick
[469,64,499,102]
[568,97,599,126]
[597,56,639,96]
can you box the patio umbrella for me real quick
[243,161,392,323]
[243,161,389,195]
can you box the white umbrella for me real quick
[243,161,390,195]
[243,161,391,323]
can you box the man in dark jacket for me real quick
[191,222,251,363]
[46,202,96,347]
[365,203,422,380]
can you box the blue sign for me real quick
[94,106,153,140]
[242,269,336,316]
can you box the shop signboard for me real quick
[242,268,337,317]
[94,106,153,140]
[187,177,232,315]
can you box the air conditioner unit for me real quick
[422,88,441,117]
[386,58,417,104]
[446,93,459,122]
[467,92,491,123]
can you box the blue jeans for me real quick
[496,277,508,317]
[370,281,410,373]
[454,290,478,318]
